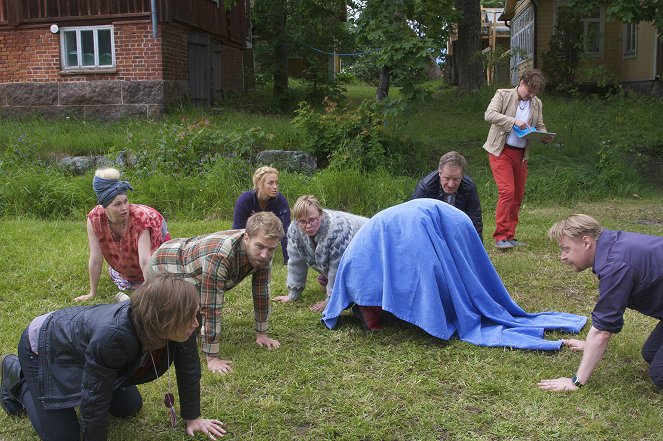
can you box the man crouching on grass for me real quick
[538,214,663,391]
[150,211,285,375]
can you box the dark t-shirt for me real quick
[232,190,291,263]
[591,229,663,333]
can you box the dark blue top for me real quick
[592,229,663,333]
[232,190,291,263]
[411,170,483,241]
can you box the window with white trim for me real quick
[623,23,637,57]
[60,26,115,70]
[511,5,534,62]
[553,1,604,56]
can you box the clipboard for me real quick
[512,125,556,141]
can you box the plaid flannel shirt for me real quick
[150,230,272,356]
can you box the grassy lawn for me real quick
[2,197,663,440]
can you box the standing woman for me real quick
[483,68,554,249]
[233,166,291,264]
[74,168,170,302]
[274,195,368,312]
[0,274,227,440]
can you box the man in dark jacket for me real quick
[412,151,483,241]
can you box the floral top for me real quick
[88,204,170,282]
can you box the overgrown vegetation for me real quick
[1,83,661,222]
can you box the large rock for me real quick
[57,156,113,175]
[255,150,317,175]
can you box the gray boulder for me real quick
[255,150,317,175]
[57,156,112,175]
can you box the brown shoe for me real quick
[352,305,384,331]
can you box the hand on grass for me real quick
[185,417,226,439]
[537,377,578,392]
[563,339,585,351]
[310,300,327,312]
[256,333,280,349]
[206,356,232,374]
[74,293,95,302]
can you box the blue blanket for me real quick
[322,199,587,351]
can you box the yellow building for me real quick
[500,0,662,93]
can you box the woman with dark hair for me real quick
[74,167,171,302]
[1,274,226,440]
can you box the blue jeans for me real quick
[16,329,143,441]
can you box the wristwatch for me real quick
[571,375,583,388]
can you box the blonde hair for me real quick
[130,274,200,351]
[548,214,603,242]
[246,211,285,241]
[291,194,323,220]
[252,166,279,191]
[94,168,121,180]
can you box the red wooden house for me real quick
[0,0,251,119]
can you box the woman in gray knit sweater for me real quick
[274,195,368,312]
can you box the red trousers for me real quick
[489,147,528,242]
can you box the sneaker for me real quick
[352,305,384,331]
[1,354,24,416]
[114,292,130,303]
[495,240,515,249]
[509,239,527,247]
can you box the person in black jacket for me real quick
[0,274,226,441]
[412,151,483,241]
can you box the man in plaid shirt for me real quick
[150,212,285,374]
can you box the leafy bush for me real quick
[292,98,411,171]
[129,117,269,177]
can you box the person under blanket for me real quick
[322,199,587,351]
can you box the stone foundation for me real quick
[621,80,663,98]
[0,80,189,120]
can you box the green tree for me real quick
[351,0,456,100]
[454,0,485,91]
[251,0,351,107]
[570,0,663,32]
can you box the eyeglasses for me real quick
[296,216,320,228]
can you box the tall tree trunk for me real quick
[454,0,484,91]
[376,66,390,100]
[270,0,289,100]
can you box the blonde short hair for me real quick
[246,211,285,241]
[291,195,323,220]
[252,166,279,191]
[548,214,603,242]
[95,167,121,180]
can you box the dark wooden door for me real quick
[188,34,210,108]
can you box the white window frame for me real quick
[60,25,115,70]
[623,23,637,58]
[510,5,535,62]
[553,0,604,57]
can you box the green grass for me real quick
[2,197,663,440]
